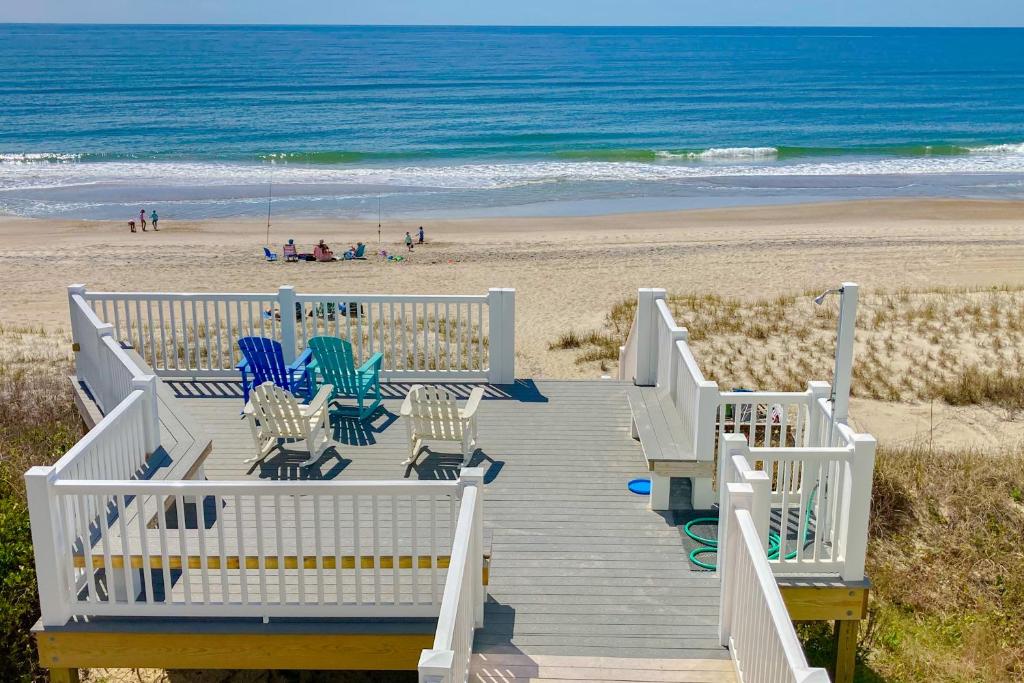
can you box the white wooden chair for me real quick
[400,385,484,466]
[244,381,335,467]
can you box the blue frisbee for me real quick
[628,478,652,495]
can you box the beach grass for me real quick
[559,285,1024,409]
[0,326,78,683]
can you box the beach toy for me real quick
[627,478,651,495]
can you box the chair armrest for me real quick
[460,386,485,420]
[400,384,425,417]
[305,384,334,414]
[288,347,313,371]
[357,351,384,375]
[236,358,249,372]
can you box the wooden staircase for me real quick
[470,653,738,682]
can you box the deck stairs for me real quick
[469,653,737,682]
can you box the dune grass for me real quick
[0,326,78,683]
[557,285,1024,410]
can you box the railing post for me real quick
[743,463,772,553]
[840,434,876,582]
[634,288,665,386]
[417,648,454,683]
[24,466,72,627]
[487,289,515,384]
[718,481,753,648]
[132,375,161,455]
[278,285,297,364]
[67,284,87,347]
[460,467,486,627]
[833,283,859,425]
[806,381,831,447]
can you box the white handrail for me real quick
[28,469,468,622]
[76,285,515,383]
[418,471,485,683]
[720,492,831,683]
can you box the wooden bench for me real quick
[626,386,714,511]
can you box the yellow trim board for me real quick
[37,630,433,671]
[780,584,869,621]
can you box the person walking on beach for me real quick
[418,226,425,244]
[139,209,147,231]
[150,210,159,231]
[405,231,414,252]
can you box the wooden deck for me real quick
[172,378,729,662]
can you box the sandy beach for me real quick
[3,198,1024,445]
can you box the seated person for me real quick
[313,239,335,262]
[282,239,299,261]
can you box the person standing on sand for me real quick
[405,231,414,252]
[139,209,147,231]
[418,226,425,244]
[150,210,159,231]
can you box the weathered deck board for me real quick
[173,379,728,660]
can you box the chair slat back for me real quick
[308,336,358,394]
[251,382,305,437]
[409,385,463,440]
[239,336,291,389]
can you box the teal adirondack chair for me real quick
[306,336,383,420]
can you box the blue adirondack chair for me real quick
[263,246,278,262]
[236,336,312,404]
[306,336,383,421]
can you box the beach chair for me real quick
[401,384,484,466]
[263,246,278,262]
[306,336,383,421]
[244,381,335,466]
[283,243,299,262]
[236,336,313,404]
[353,243,367,259]
[313,244,335,262]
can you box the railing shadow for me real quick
[166,380,244,399]
[164,378,548,403]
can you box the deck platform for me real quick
[168,378,729,662]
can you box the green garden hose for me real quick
[683,487,818,570]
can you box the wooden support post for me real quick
[833,619,859,683]
[48,668,80,683]
[278,285,297,364]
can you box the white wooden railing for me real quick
[417,471,486,683]
[719,474,830,683]
[75,285,516,383]
[68,287,160,455]
[26,463,486,624]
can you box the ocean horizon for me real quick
[1,24,1023,219]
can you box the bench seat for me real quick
[626,386,714,510]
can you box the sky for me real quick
[1,0,1023,27]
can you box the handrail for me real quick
[418,472,485,683]
[617,311,638,382]
[75,284,515,383]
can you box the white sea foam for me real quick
[968,142,1024,155]
[2,148,1024,195]
[0,152,82,162]
[657,147,779,160]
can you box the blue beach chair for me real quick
[236,336,312,404]
[263,246,278,262]
[306,336,383,421]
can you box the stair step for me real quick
[470,653,737,682]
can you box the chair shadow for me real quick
[404,448,504,482]
[250,443,351,481]
[330,408,398,446]
[381,379,547,403]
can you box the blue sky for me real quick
[2,0,1023,27]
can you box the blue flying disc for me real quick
[628,478,652,495]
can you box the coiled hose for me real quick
[684,487,817,570]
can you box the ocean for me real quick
[1,24,1023,219]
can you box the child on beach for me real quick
[418,226,425,244]
[139,209,147,231]
[405,231,414,251]
[150,210,159,230]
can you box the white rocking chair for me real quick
[244,381,335,467]
[400,384,484,466]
